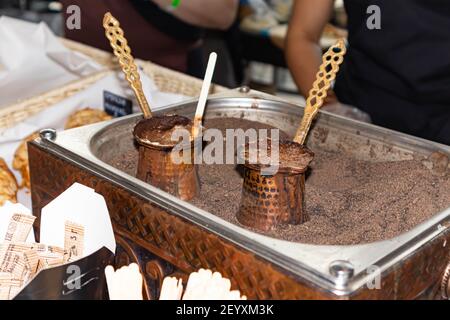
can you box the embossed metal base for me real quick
[441,262,450,300]
[29,89,450,299]
[135,144,199,201]
[237,166,307,231]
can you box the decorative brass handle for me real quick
[293,39,347,145]
[103,12,152,118]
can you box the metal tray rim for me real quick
[35,89,450,295]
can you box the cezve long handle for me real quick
[103,12,152,118]
[293,39,347,145]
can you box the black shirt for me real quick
[335,0,450,145]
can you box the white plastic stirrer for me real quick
[192,52,218,139]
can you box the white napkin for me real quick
[0,16,102,107]
[40,183,116,256]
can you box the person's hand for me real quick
[322,101,372,123]
[323,89,339,105]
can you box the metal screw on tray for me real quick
[104,13,217,200]
[329,260,355,289]
[239,86,251,94]
[237,39,347,231]
[39,128,57,141]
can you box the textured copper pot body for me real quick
[237,140,314,232]
[237,165,308,231]
[133,117,200,201]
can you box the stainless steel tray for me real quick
[41,88,450,295]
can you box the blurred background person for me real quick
[61,0,239,78]
[286,0,450,145]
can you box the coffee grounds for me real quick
[134,114,193,146]
[109,118,450,245]
[243,139,314,173]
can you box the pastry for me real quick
[65,108,112,130]
[13,132,39,190]
[0,158,18,206]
